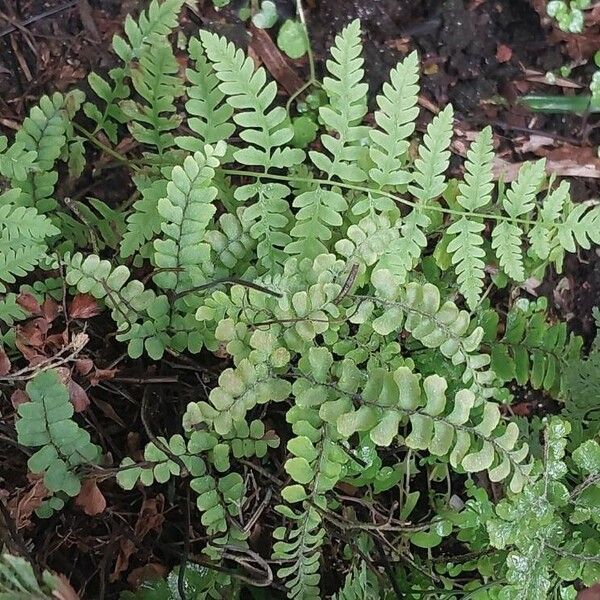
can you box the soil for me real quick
[0,0,599,597]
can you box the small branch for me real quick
[173,278,282,301]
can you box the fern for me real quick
[0,553,64,599]
[447,127,494,309]
[15,370,101,497]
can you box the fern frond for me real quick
[286,187,348,258]
[206,207,256,272]
[310,19,369,182]
[369,50,419,188]
[0,293,27,327]
[491,221,524,281]
[333,366,531,493]
[200,30,304,170]
[112,0,184,62]
[176,36,235,151]
[408,104,454,203]
[490,299,582,395]
[446,128,494,308]
[153,144,223,292]
[15,370,101,497]
[121,42,184,154]
[121,176,168,258]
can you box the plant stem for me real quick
[74,122,140,171]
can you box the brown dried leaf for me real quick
[249,25,304,95]
[110,539,135,582]
[41,298,60,323]
[75,358,94,376]
[9,478,50,529]
[11,389,29,409]
[135,496,165,538]
[69,294,101,319]
[52,575,80,600]
[90,368,117,386]
[93,398,126,428]
[68,380,90,412]
[16,293,41,315]
[495,43,512,63]
[75,479,106,516]
[0,347,10,376]
[127,563,167,588]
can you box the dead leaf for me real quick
[249,25,304,95]
[90,367,118,386]
[52,575,80,600]
[495,44,512,63]
[517,134,555,154]
[110,539,135,582]
[127,563,167,588]
[75,479,106,516]
[69,294,101,319]
[16,293,41,315]
[93,397,126,428]
[524,68,582,89]
[578,584,600,600]
[68,380,90,412]
[9,478,50,529]
[135,496,165,538]
[41,298,59,323]
[75,358,94,376]
[11,389,29,409]
[0,347,10,376]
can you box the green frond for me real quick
[369,50,419,188]
[15,370,101,497]
[153,144,223,292]
[0,293,27,327]
[121,175,168,258]
[408,104,454,203]
[121,42,184,154]
[206,207,256,272]
[112,0,185,62]
[490,299,582,395]
[0,553,62,598]
[176,36,235,150]
[310,19,369,182]
[333,562,380,600]
[286,187,348,258]
[502,158,546,219]
[491,220,525,281]
[200,30,304,170]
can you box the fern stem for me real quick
[73,123,140,171]
[221,169,537,227]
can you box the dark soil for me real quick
[1,0,599,597]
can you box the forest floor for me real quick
[1,0,600,597]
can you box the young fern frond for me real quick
[121,42,184,154]
[369,50,419,189]
[0,191,59,293]
[206,207,256,273]
[121,176,168,258]
[152,143,224,292]
[447,127,494,309]
[15,370,101,497]
[112,0,185,62]
[491,159,546,281]
[176,37,235,151]
[310,19,369,183]
[199,30,304,171]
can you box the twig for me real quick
[0,333,89,382]
[173,278,282,301]
[0,0,78,37]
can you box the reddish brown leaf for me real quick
[93,397,126,428]
[41,298,60,323]
[90,368,117,386]
[11,389,29,409]
[495,43,512,63]
[578,584,600,600]
[75,479,106,516]
[75,358,94,376]
[68,380,90,412]
[69,294,101,319]
[0,347,10,376]
[9,478,50,529]
[249,25,304,95]
[52,575,81,600]
[110,539,135,582]
[127,563,167,588]
[135,496,165,538]
[16,293,41,315]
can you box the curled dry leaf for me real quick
[0,347,10,376]
[52,574,81,600]
[9,478,50,529]
[55,367,90,412]
[16,293,41,315]
[11,389,29,409]
[69,294,101,319]
[75,358,94,376]
[75,479,107,516]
